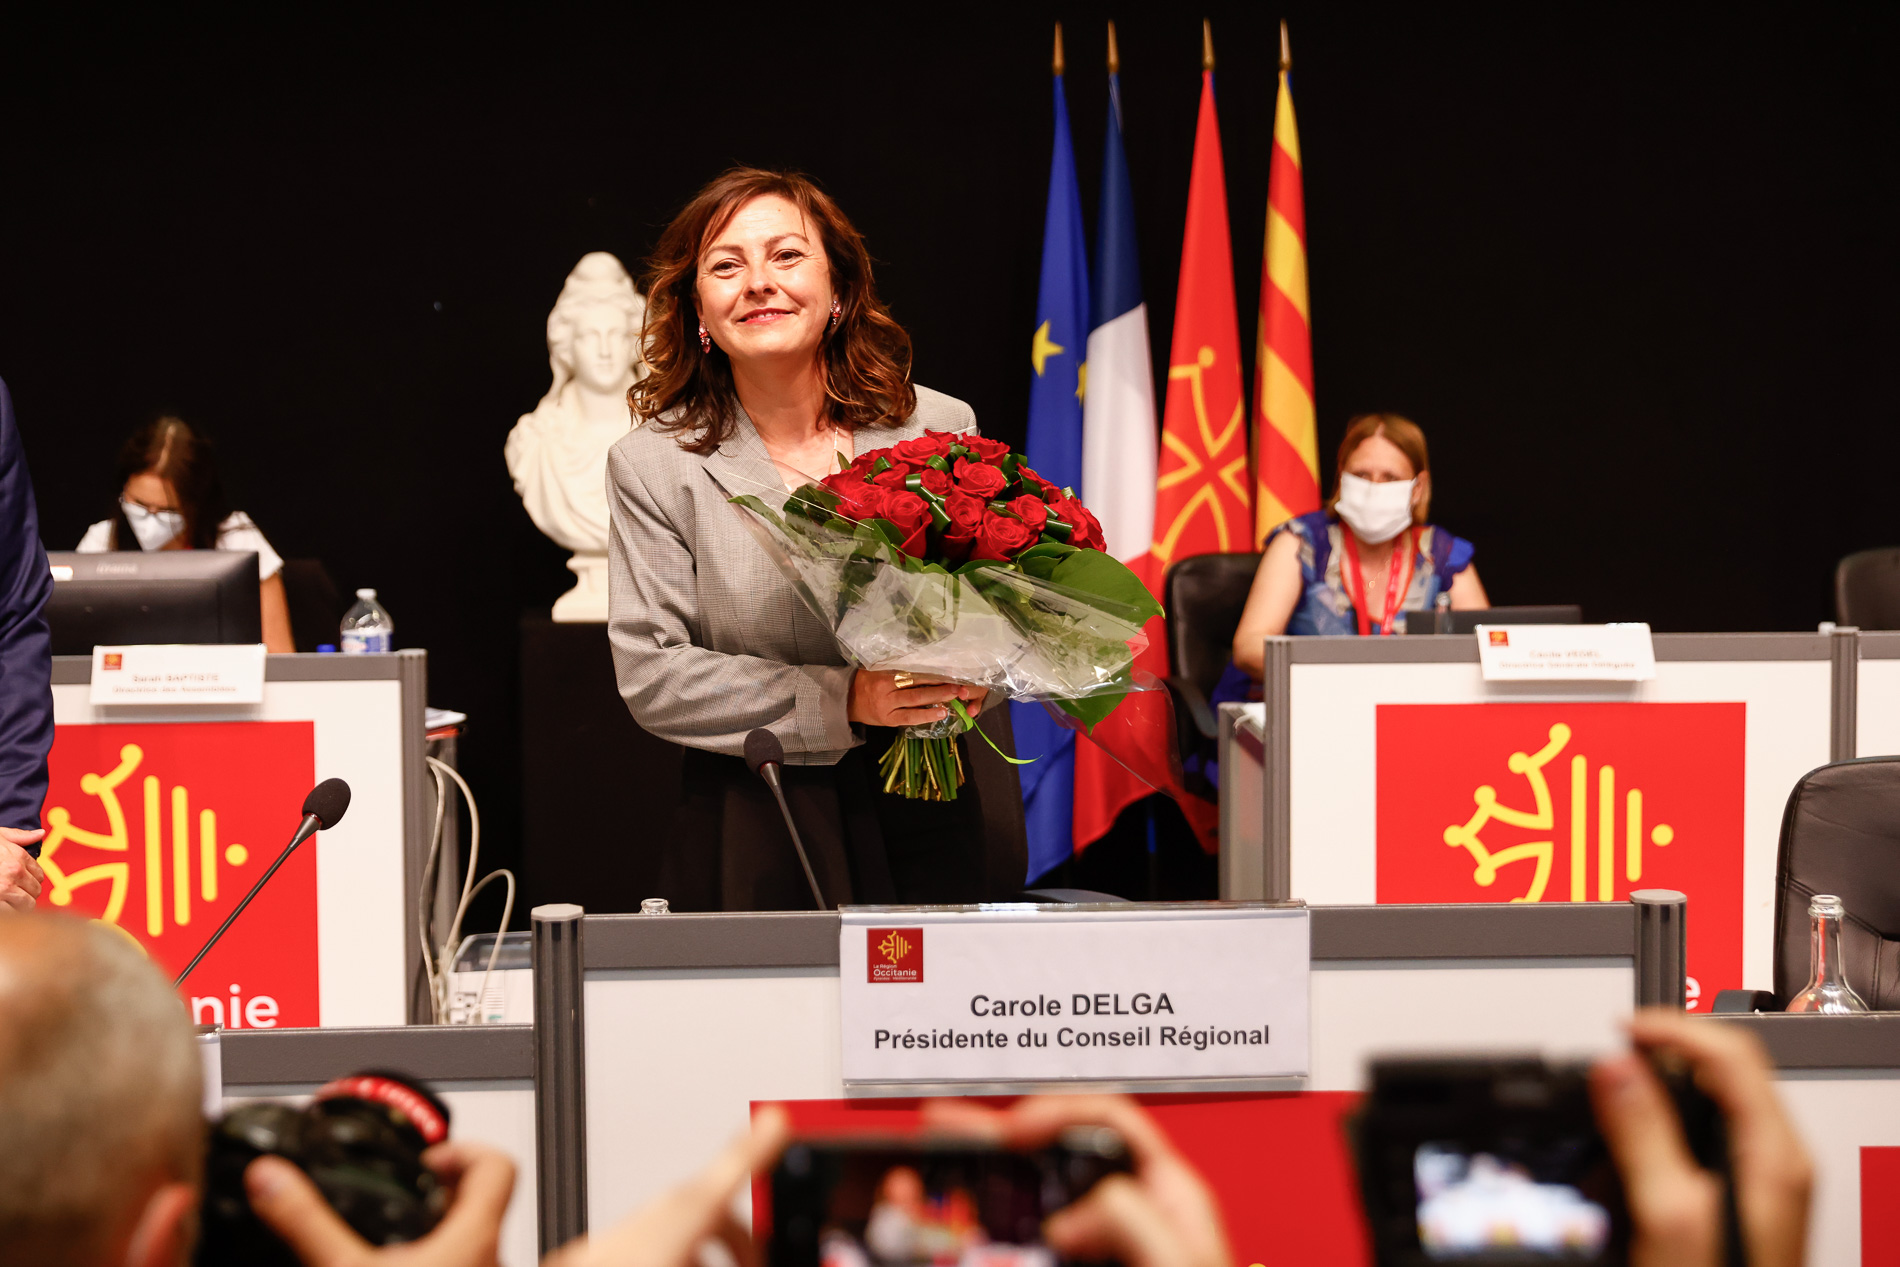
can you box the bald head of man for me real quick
[0,916,204,1266]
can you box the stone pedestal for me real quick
[550,554,609,623]
[519,616,682,915]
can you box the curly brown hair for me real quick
[630,167,917,454]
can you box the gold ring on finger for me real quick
[892,671,915,689]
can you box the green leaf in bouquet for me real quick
[925,454,951,472]
[1014,540,1077,581]
[1050,679,1133,734]
[785,482,841,524]
[728,493,787,532]
[1047,549,1166,625]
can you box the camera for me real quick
[768,1126,1132,1266]
[197,1070,453,1266]
[1349,1055,1733,1266]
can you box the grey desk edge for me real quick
[53,651,413,685]
[580,904,1637,971]
[1283,632,1831,666]
[1708,1013,1900,1070]
[220,1023,534,1085]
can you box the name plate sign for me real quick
[90,644,267,705]
[1476,623,1656,682]
[839,905,1310,1088]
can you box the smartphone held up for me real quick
[766,1126,1131,1267]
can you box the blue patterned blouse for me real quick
[1269,509,1475,636]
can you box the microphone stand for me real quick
[758,763,828,910]
[174,814,321,987]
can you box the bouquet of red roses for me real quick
[730,429,1162,801]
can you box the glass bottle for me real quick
[1785,894,1870,1013]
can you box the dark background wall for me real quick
[4,5,1894,924]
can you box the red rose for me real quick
[1006,494,1048,533]
[914,466,952,497]
[823,472,888,523]
[1049,494,1106,550]
[881,489,932,558]
[942,491,987,536]
[870,462,916,489]
[960,434,1012,461]
[1015,464,1062,499]
[953,457,1008,499]
[971,512,1039,562]
[845,450,883,476]
[891,435,946,463]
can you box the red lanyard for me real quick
[1338,525,1417,637]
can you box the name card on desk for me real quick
[1476,623,1656,682]
[90,644,267,705]
[838,905,1310,1088]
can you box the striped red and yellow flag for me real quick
[1252,25,1319,545]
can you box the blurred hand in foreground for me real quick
[1590,1008,1812,1267]
[543,1106,791,1267]
[246,1140,516,1267]
[925,1094,1233,1267]
[0,827,44,911]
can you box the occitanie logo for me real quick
[867,927,923,983]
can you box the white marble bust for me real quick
[505,252,647,621]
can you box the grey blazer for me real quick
[605,386,979,765]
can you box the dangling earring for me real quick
[698,320,711,354]
[829,296,842,331]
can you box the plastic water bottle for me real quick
[339,588,394,654]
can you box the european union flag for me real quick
[1013,70,1090,884]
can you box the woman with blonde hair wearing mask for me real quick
[1231,412,1488,680]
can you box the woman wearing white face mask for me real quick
[75,416,295,653]
[1230,413,1487,679]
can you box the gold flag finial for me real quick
[1107,20,1120,75]
[1053,21,1065,76]
[1201,19,1215,72]
[1279,19,1291,74]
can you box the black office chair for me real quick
[1836,547,1900,629]
[1769,756,1900,1009]
[280,558,345,652]
[1161,552,1261,797]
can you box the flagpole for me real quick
[1107,20,1119,75]
[1053,20,1065,76]
[1202,18,1215,72]
[1280,19,1291,74]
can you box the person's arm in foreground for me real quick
[926,1094,1233,1267]
[0,378,51,907]
[246,1141,516,1267]
[543,1106,791,1267]
[1591,1007,1812,1267]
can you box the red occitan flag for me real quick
[1073,63,1246,852]
[1253,42,1319,544]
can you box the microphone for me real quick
[744,729,827,910]
[174,779,352,987]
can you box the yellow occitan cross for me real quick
[1030,321,1064,376]
[1075,361,1087,403]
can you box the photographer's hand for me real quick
[245,1140,516,1267]
[924,1094,1233,1267]
[543,1106,790,1267]
[0,828,45,911]
[1590,1008,1812,1267]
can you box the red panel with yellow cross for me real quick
[1376,702,1745,1008]
[40,721,319,1027]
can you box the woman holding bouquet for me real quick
[606,168,1024,912]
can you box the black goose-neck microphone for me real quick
[744,729,827,910]
[175,779,352,987]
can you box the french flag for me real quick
[1070,63,1164,854]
